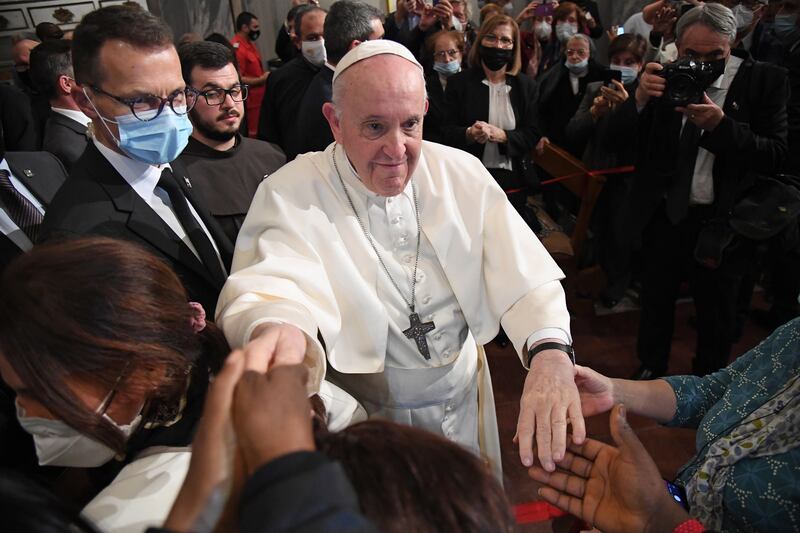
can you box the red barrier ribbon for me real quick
[514,500,568,524]
[503,165,636,196]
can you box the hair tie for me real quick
[188,302,206,333]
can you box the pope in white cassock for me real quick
[216,40,586,477]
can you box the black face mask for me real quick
[248,30,261,41]
[479,45,513,72]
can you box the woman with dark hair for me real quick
[424,30,465,143]
[443,13,541,213]
[0,237,228,532]
[317,419,515,532]
[538,1,590,75]
[564,33,647,308]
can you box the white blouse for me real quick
[481,79,516,171]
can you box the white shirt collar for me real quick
[324,61,336,72]
[51,107,91,127]
[93,138,170,201]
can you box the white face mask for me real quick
[534,21,552,41]
[16,400,142,468]
[556,21,579,43]
[503,2,514,15]
[301,38,327,67]
[451,15,463,32]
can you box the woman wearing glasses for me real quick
[423,30,465,143]
[0,237,229,532]
[443,13,541,214]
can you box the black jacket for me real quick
[423,71,449,144]
[606,53,789,237]
[0,85,38,153]
[258,56,320,152]
[0,151,68,274]
[288,66,334,159]
[443,66,541,171]
[537,59,605,156]
[41,110,89,173]
[39,143,234,314]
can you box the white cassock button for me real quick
[434,333,443,341]
[415,271,425,282]
[396,234,408,246]
[403,254,413,264]
[425,314,434,322]
[391,216,403,224]
[422,295,432,305]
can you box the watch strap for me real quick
[527,342,576,367]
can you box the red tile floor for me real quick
[487,294,774,532]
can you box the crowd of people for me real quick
[0,0,798,532]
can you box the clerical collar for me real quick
[182,134,242,159]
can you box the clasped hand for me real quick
[469,121,507,144]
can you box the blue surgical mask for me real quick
[611,64,639,85]
[84,87,193,165]
[773,13,800,45]
[565,58,589,76]
[433,59,461,77]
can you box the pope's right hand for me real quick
[635,63,665,108]
[244,323,307,373]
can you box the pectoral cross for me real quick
[403,312,436,360]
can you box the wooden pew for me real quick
[532,143,607,314]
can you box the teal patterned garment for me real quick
[662,318,800,533]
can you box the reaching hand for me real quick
[233,365,315,475]
[516,350,585,472]
[162,350,248,532]
[574,365,615,417]
[517,2,541,23]
[242,323,308,373]
[652,5,677,37]
[529,405,691,533]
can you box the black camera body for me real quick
[660,57,722,107]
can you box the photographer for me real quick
[606,3,788,379]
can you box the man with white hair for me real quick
[607,3,788,379]
[217,39,583,477]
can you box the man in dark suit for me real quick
[40,5,233,315]
[287,0,384,159]
[608,4,789,378]
[0,148,68,273]
[29,39,90,172]
[0,146,68,472]
[258,5,327,157]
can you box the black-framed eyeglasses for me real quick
[192,84,249,106]
[90,85,198,122]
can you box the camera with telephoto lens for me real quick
[659,57,723,107]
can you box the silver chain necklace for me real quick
[332,144,436,360]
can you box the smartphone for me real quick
[535,3,555,16]
[617,25,625,36]
[665,480,690,511]
[602,68,622,86]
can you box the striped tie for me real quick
[0,169,44,242]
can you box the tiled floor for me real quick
[488,294,773,532]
